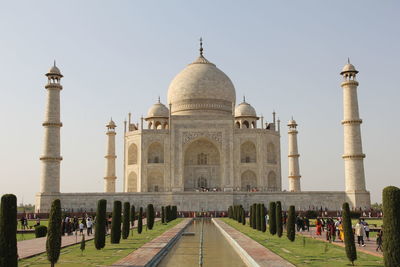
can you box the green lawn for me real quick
[221,218,383,267]
[19,219,183,267]
[17,220,49,241]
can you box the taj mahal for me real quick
[35,41,371,212]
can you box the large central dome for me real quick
[167,52,236,115]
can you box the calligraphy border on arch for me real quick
[182,131,222,147]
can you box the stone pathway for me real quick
[111,218,192,267]
[18,218,158,260]
[297,227,383,258]
[214,219,295,267]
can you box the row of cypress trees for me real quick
[228,205,246,225]
[161,205,178,223]
[248,203,266,232]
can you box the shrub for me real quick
[0,194,17,267]
[261,204,266,232]
[35,225,48,238]
[172,206,178,220]
[161,206,165,224]
[269,202,276,235]
[147,204,155,230]
[287,205,296,242]
[130,205,135,227]
[111,201,122,244]
[80,234,85,255]
[252,204,257,229]
[255,203,261,231]
[95,199,107,249]
[122,202,130,239]
[238,206,242,223]
[241,207,246,225]
[166,206,171,223]
[138,207,143,234]
[249,205,253,226]
[342,202,357,265]
[46,199,62,267]
[383,186,400,267]
[276,201,283,237]
[349,211,362,219]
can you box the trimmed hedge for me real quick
[95,199,107,249]
[130,205,135,227]
[110,201,122,244]
[261,204,266,232]
[137,207,143,234]
[147,204,155,230]
[276,201,283,237]
[35,225,48,238]
[161,206,165,224]
[342,202,357,265]
[46,199,62,267]
[122,202,130,239]
[268,202,276,235]
[0,194,18,267]
[383,186,400,267]
[287,205,296,242]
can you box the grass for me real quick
[19,219,183,267]
[221,218,383,267]
[17,220,49,241]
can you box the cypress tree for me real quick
[122,202,130,239]
[276,201,283,237]
[94,199,107,250]
[252,204,257,229]
[147,204,155,230]
[137,207,143,234]
[46,199,62,267]
[111,201,122,244]
[161,206,165,224]
[166,205,171,223]
[249,205,253,226]
[383,186,400,267]
[130,205,135,227]
[261,204,266,232]
[80,234,86,255]
[241,207,246,225]
[0,194,17,267]
[342,202,357,265]
[172,206,177,220]
[238,206,242,223]
[255,203,261,231]
[287,205,296,242]
[269,202,277,235]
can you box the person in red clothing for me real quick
[316,218,322,235]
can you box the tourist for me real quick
[36,216,41,226]
[315,218,322,235]
[304,217,310,231]
[376,227,383,252]
[355,219,366,247]
[364,222,370,241]
[20,216,26,230]
[79,220,84,235]
[87,217,93,236]
[338,221,344,241]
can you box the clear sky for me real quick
[0,1,399,205]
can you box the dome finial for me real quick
[199,37,203,56]
[243,95,246,103]
[347,57,350,64]
[157,95,160,103]
[54,60,56,67]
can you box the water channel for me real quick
[158,219,246,267]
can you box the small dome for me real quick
[235,100,257,117]
[147,100,169,118]
[107,119,116,128]
[287,119,297,126]
[340,63,358,75]
[47,63,63,76]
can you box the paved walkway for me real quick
[18,218,158,259]
[111,219,192,267]
[214,219,295,267]
[297,227,383,258]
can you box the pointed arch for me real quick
[128,143,138,165]
[241,170,257,191]
[241,141,256,163]
[127,172,137,192]
[242,120,250,128]
[267,142,277,164]
[148,171,163,192]
[267,171,277,191]
[148,142,164,163]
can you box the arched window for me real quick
[235,121,240,128]
[241,170,257,191]
[197,153,208,165]
[127,172,137,192]
[243,121,250,128]
[148,171,163,192]
[267,171,277,191]
[148,142,164,163]
[267,143,277,164]
[241,141,256,163]
[128,144,138,165]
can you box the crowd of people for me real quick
[62,215,95,236]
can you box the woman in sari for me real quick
[316,218,322,235]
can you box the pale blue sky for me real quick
[0,1,399,204]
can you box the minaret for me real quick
[40,62,63,194]
[340,60,370,209]
[288,118,301,192]
[104,119,117,192]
